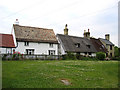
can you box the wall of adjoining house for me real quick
[0,48,14,54]
[15,42,58,55]
[100,40,114,57]
[106,45,114,57]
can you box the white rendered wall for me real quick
[57,37,66,55]
[15,42,58,55]
[11,27,17,47]
[58,43,66,55]
[80,53,96,57]
[0,48,13,54]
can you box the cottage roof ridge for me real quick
[13,24,53,31]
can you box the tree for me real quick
[114,46,120,57]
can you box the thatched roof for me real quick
[14,24,58,43]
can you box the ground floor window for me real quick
[110,53,112,57]
[88,52,91,55]
[106,53,108,57]
[26,49,34,55]
[49,50,55,55]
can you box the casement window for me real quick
[110,45,112,50]
[87,45,90,48]
[110,53,112,57]
[49,43,53,48]
[26,49,34,55]
[75,43,80,48]
[88,52,91,55]
[24,41,29,46]
[58,44,60,49]
[49,50,55,55]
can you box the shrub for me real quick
[76,53,82,60]
[62,52,76,60]
[12,52,23,60]
[2,54,7,60]
[81,56,98,61]
[96,52,105,60]
[111,57,120,61]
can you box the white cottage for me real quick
[12,24,58,55]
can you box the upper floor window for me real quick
[110,45,112,50]
[49,43,53,48]
[75,43,80,48]
[24,41,29,46]
[87,45,90,48]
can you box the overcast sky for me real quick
[0,0,119,46]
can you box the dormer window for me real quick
[87,45,90,48]
[75,43,80,48]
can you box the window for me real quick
[75,43,80,48]
[106,53,108,57]
[110,53,112,57]
[110,45,112,50]
[102,45,104,48]
[49,43,53,48]
[88,52,91,55]
[26,49,34,55]
[25,41,29,46]
[17,42,18,47]
[87,45,90,48]
[58,44,60,49]
[85,52,87,55]
[49,50,55,55]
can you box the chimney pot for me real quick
[88,29,89,32]
[15,19,19,25]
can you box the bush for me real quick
[111,57,120,61]
[62,52,76,60]
[2,54,7,60]
[12,52,23,60]
[80,56,98,61]
[96,52,105,60]
[76,53,82,60]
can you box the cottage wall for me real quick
[100,40,114,57]
[15,42,58,55]
[0,48,14,54]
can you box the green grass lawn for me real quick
[2,60,118,88]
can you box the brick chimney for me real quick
[105,34,110,41]
[83,29,90,38]
[64,24,68,35]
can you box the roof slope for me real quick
[0,34,15,48]
[13,24,58,43]
[90,38,108,53]
[99,38,114,45]
[57,34,97,53]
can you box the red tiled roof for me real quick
[0,34,15,48]
[13,24,58,43]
